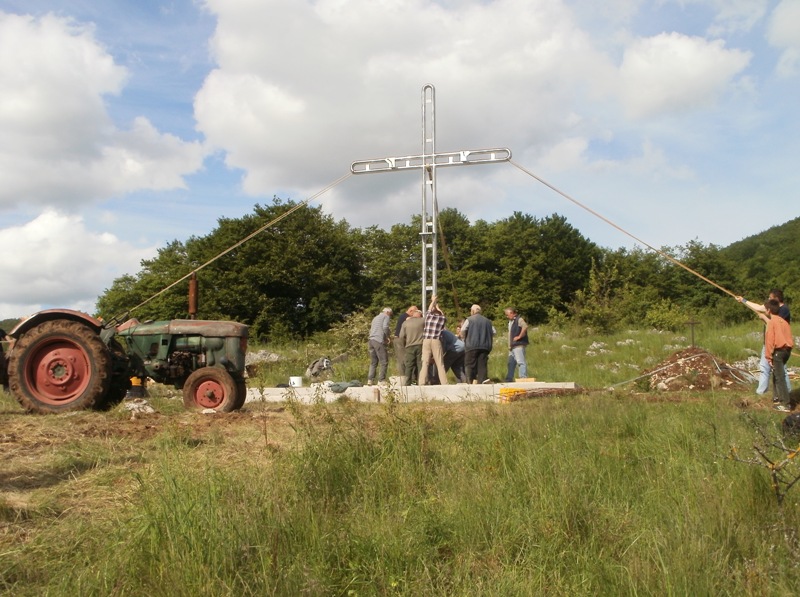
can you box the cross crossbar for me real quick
[351,148,511,173]
[350,84,510,311]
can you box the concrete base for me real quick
[244,378,577,405]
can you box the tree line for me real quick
[95,198,799,341]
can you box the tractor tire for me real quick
[8,320,111,414]
[102,339,131,409]
[233,377,248,410]
[183,367,238,412]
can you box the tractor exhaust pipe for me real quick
[188,272,198,320]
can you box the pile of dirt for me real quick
[640,347,754,391]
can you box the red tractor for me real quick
[3,309,248,414]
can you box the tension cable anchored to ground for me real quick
[509,159,739,300]
[114,172,354,323]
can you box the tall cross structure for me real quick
[351,84,511,312]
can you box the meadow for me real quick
[246,319,764,390]
[1,321,799,596]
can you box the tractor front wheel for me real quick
[8,320,111,413]
[183,367,238,412]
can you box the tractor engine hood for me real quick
[116,319,248,338]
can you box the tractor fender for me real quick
[8,309,104,341]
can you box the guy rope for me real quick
[509,159,739,299]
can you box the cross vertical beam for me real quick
[421,84,436,312]
[351,85,511,312]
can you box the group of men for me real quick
[367,299,529,386]
[737,288,795,412]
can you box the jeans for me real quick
[505,346,528,381]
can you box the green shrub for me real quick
[644,298,689,331]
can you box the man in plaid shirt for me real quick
[420,295,449,385]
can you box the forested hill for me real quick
[93,200,797,341]
[718,216,800,298]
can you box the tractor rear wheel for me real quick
[8,320,111,413]
[183,367,238,412]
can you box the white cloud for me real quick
[193,0,614,222]
[96,117,206,193]
[604,139,695,180]
[0,13,125,133]
[187,0,797,251]
[618,32,751,119]
[0,11,206,211]
[705,0,769,35]
[0,211,158,317]
[540,138,591,173]
[767,0,800,77]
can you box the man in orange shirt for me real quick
[764,299,794,412]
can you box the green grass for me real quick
[2,322,796,596]
[248,321,765,390]
[524,322,762,388]
[2,391,800,595]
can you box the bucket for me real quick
[289,376,303,388]
[126,376,146,399]
[499,388,526,403]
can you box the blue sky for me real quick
[1,0,799,318]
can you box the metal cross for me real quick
[351,84,511,311]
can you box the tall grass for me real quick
[3,319,793,596]
[5,393,799,596]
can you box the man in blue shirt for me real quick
[426,328,466,384]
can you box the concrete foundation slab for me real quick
[244,379,578,405]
